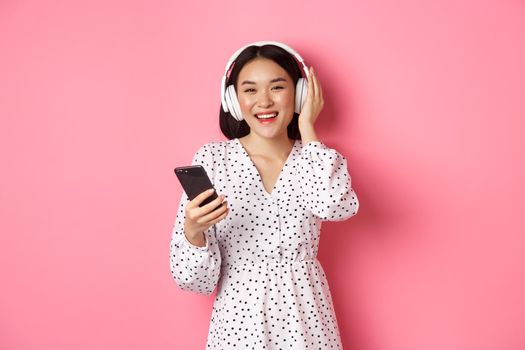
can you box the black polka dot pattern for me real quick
[170,138,359,349]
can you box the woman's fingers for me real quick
[200,193,225,212]
[311,67,317,97]
[208,207,229,225]
[308,67,321,103]
[312,68,320,101]
[188,188,216,209]
[186,189,220,219]
[200,202,229,224]
[318,74,324,106]
[195,194,227,222]
[307,67,314,100]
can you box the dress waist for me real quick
[221,257,318,271]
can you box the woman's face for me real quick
[236,58,295,140]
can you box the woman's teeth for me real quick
[256,113,278,119]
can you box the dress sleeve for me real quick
[298,141,359,221]
[169,144,222,295]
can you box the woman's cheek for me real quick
[276,92,295,112]
[280,89,294,102]
[239,95,253,114]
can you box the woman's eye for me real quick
[243,86,284,93]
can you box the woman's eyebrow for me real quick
[240,77,288,85]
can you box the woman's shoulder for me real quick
[194,138,238,158]
[200,138,235,148]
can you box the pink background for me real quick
[1,0,524,349]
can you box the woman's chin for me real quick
[251,127,288,140]
[246,117,291,139]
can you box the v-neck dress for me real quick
[169,138,359,350]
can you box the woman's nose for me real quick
[257,91,274,107]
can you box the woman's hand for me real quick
[298,67,324,129]
[183,189,229,247]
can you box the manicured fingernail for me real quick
[208,188,215,192]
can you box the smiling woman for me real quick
[219,42,307,140]
[236,58,296,138]
[169,41,359,349]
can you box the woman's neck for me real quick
[239,133,294,160]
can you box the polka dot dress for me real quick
[170,138,359,349]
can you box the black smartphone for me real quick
[174,165,220,208]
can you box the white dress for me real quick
[169,138,359,349]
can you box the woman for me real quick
[169,41,359,349]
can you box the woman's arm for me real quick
[298,140,359,221]
[297,67,359,221]
[169,144,222,295]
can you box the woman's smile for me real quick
[255,111,279,124]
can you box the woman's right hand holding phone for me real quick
[183,189,229,247]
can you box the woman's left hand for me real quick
[298,67,324,128]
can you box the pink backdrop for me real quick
[1,0,524,349]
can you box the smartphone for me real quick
[174,165,220,208]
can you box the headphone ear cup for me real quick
[225,84,244,121]
[295,78,308,114]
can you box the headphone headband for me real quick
[220,41,309,113]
